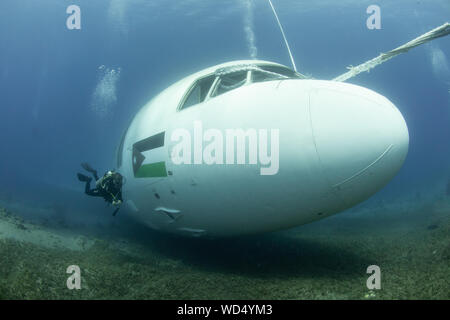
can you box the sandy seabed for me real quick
[0,197,448,300]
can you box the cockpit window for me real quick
[252,70,285,83]
[211,71,248,97]
[259,65,300,79]
[178,64,306,112]
[180,75,216,110]
[252,65,301,83]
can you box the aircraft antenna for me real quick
[268,0,297,72]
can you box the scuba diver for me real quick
[77,163,123,216]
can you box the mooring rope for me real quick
[268,0,297,72]
[333,22,450,82]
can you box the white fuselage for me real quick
[117,60,409,237]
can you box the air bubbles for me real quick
[108,0,129,35]
[90,65,121,119]
[429,46,449,81]
[244,0,257,60]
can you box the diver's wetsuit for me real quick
[81,171,123,205]
[84,179,102,197]
[78,164,123,216]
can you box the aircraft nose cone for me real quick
[309,81,409,206]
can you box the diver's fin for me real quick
[77,173,92,182]
[81,162,97,174]
[112,206,120,217]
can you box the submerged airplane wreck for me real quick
[116,21,449,237]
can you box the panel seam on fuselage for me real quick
[333,144,394,188]
[308,90,334,192]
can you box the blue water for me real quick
[0,0,449,301]
[0,0,449,221]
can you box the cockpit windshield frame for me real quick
[177,64,305,111]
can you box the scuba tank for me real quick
[97,171,123,207]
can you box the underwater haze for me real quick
[0,0,449,299]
